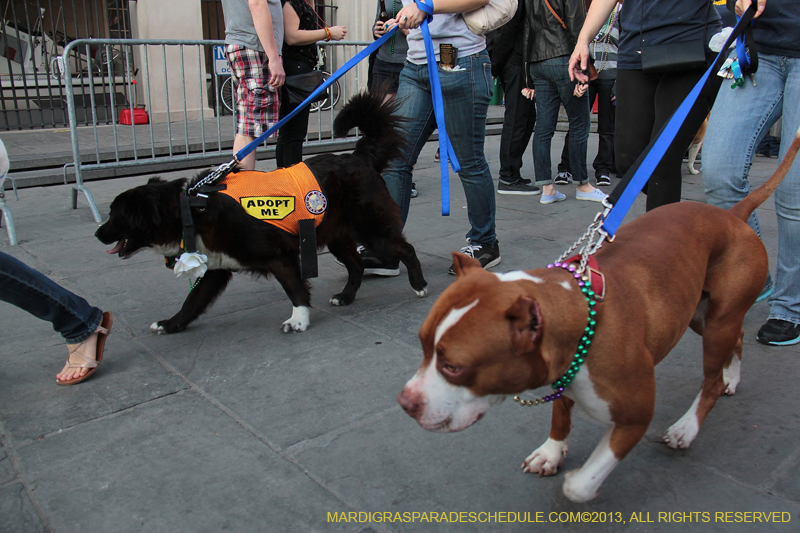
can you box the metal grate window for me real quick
[1,0,132,130]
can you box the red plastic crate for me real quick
[119,107,149,125]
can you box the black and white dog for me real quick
[96,92,427,333]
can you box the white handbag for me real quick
[463,0,519,35]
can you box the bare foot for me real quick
[576,183,598,193]
[57,332,99,382]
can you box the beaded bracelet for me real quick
[324,27,332,41]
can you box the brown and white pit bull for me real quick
[398,129,800,503]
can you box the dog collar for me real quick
[513,260,599,406]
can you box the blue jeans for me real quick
[381,51,496,247]
[0,251,102,343]
[529,56,590,186]
[702,53,800,325]
[559,77,616,178]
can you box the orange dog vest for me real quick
[218,164,327,234]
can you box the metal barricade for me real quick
[59,38,370,222]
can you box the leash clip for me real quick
[188,159,237,195]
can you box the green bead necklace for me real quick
[513,261,598,407]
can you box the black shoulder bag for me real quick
[283,71,329,106]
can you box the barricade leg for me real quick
[0,182,18,245]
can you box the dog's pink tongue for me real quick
[107,240,124,254]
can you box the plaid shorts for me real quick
[226,44,280,138]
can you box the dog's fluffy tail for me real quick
[333,91,408,173]
[729,124,800,222]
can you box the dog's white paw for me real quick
[663,416,699,450]
[281,306,310,333]
[563,470,600,503]
[723,356,741,396]
[521,438,568,476]
[150,322,166,334]
[415,287,428,298]
[330,296,344,306]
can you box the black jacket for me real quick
[523,0,585,63]
[486,3,526,78]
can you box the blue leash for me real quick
[200,7,458,217]
[600,4,758,238]
[236,27,400,162]
[189,28,402,194]
[415,0,460,215]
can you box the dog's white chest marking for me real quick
[564,366,612,425]
[151,238,245,271]
[152,243,182,257]
[196,236,246,271]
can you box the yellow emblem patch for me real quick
[241,196,296,220]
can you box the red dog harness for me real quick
[564,254,605,302]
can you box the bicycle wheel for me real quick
[95,44,123,76]
[220,77,235,113]
[310,72,340,113]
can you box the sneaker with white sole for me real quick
[576,189,608,202]
[540,190,567,204]
[448,239,501,275]
[554,171,573,185]
[498,179,541,195]
[596,175,611,186]
[333,246,400,276]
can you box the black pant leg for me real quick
[276,58,313,168]
[498,60,536,182]
[592,78,616,177]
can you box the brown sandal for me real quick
[57,311,113,386]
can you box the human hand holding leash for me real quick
[396,3,426,30]
[735,0,766,18]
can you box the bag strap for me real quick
[543,0,567,30]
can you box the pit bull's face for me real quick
[398,254,551,432]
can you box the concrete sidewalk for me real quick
[1,132,798,533]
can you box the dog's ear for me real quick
[451,252,482,278]
[505,296,543,354]
[147,176,165,184]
